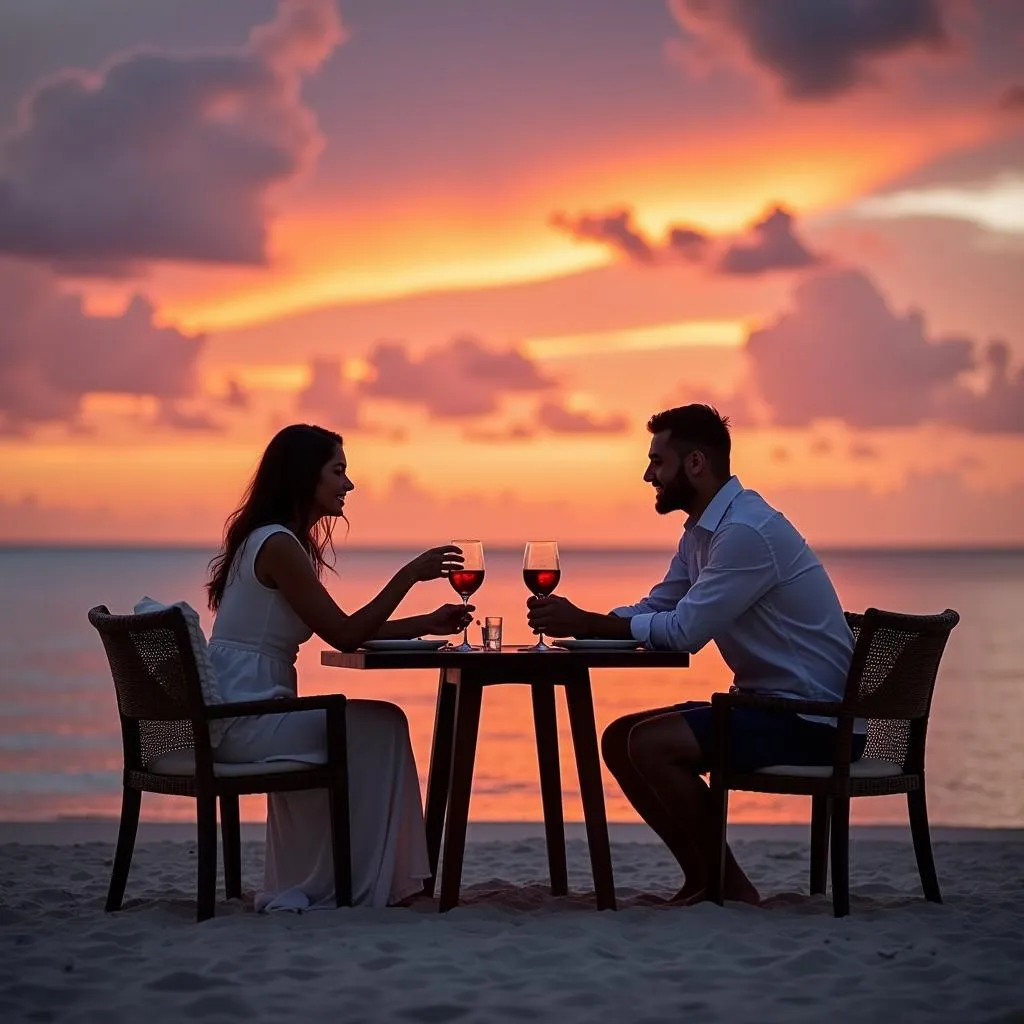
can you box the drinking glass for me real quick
[523,541,560,652]
[447,540,485,652]
[481,616,503,651]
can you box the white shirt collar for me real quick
[686,475,743,534]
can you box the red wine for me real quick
[449,569,485,598]
[523,568,560,597]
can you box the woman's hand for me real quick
[400,545,464,584]
[421,602,476,636]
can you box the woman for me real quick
[206,423,473,910]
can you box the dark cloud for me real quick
[296,358,361,428]
[719,205,820,275]
[849,442,878,460]
[549,209,655,263]
[223,378,250,409]
[537,401,628,435]
[361,336,554,418]
[0,258,204,434]
[464,424,535,443]
[552,202,817,275]
[0,0,343,269]
[667,225,710,260]
[742,268,1024,434]
[998,85,1024,112]
[670,0,947,100]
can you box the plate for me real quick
[553,639,644,651]
[362,639,448,651]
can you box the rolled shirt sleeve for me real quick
[610,549,692,618]
[630,524,778,652]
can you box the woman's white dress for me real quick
[208,524,430,910]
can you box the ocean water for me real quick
[0,545,1021,827]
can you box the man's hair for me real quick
[647,404,731,478]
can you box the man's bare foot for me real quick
[667,880,761,907]
[666,880,706,904]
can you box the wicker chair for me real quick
[88,605,352,921]
[706,607,960,917]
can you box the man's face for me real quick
[643,430,698,514]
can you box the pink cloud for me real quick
[537,401,628,435]
[361,336,554,418]
[0,258,203,434]
[154,399,220,433]
[296,358,361,428]
[0,0,344,269]
[936,340,1024,434]
[738,268,1024,434]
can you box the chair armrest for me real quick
[710,691,847,718]
[204,695,348,719]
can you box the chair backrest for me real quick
[843,607,959,770]
[88,605,212,772]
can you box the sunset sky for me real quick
[1,0,1023,547]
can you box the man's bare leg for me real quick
[602,708,754,901]
[626,713,760,905]
[601,708,703,891]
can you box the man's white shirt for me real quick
[612,476,860,729]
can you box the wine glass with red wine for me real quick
[447,540,485,652]
[523,541,560,651]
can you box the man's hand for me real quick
[526,595,589,638]
[421,602,476,636]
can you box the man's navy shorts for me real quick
[676,700,867,773]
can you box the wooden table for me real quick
[321,646,690,911]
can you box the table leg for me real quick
[438,678,483,912]
[565,671,616,911]
[531,683,568,896]
[422,668,458,897]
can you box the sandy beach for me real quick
[1,821,1022,1023]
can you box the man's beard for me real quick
[654,473,698,515]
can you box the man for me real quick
[526,404,862,905]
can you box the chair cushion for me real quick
[147,749,316,777]
[754,758,904,779]
[133,596,221,706]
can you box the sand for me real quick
[1,821,1022,1023]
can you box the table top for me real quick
[321,645,690,671]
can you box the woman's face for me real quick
[312,444,355,519]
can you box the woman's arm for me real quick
[257,535,462,651]
[373,602,475,640]
[372,615,429,640]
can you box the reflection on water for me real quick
[1,546,1022,826]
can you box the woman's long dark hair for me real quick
[207,424,345,610]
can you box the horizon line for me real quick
[2,541,1024,557]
